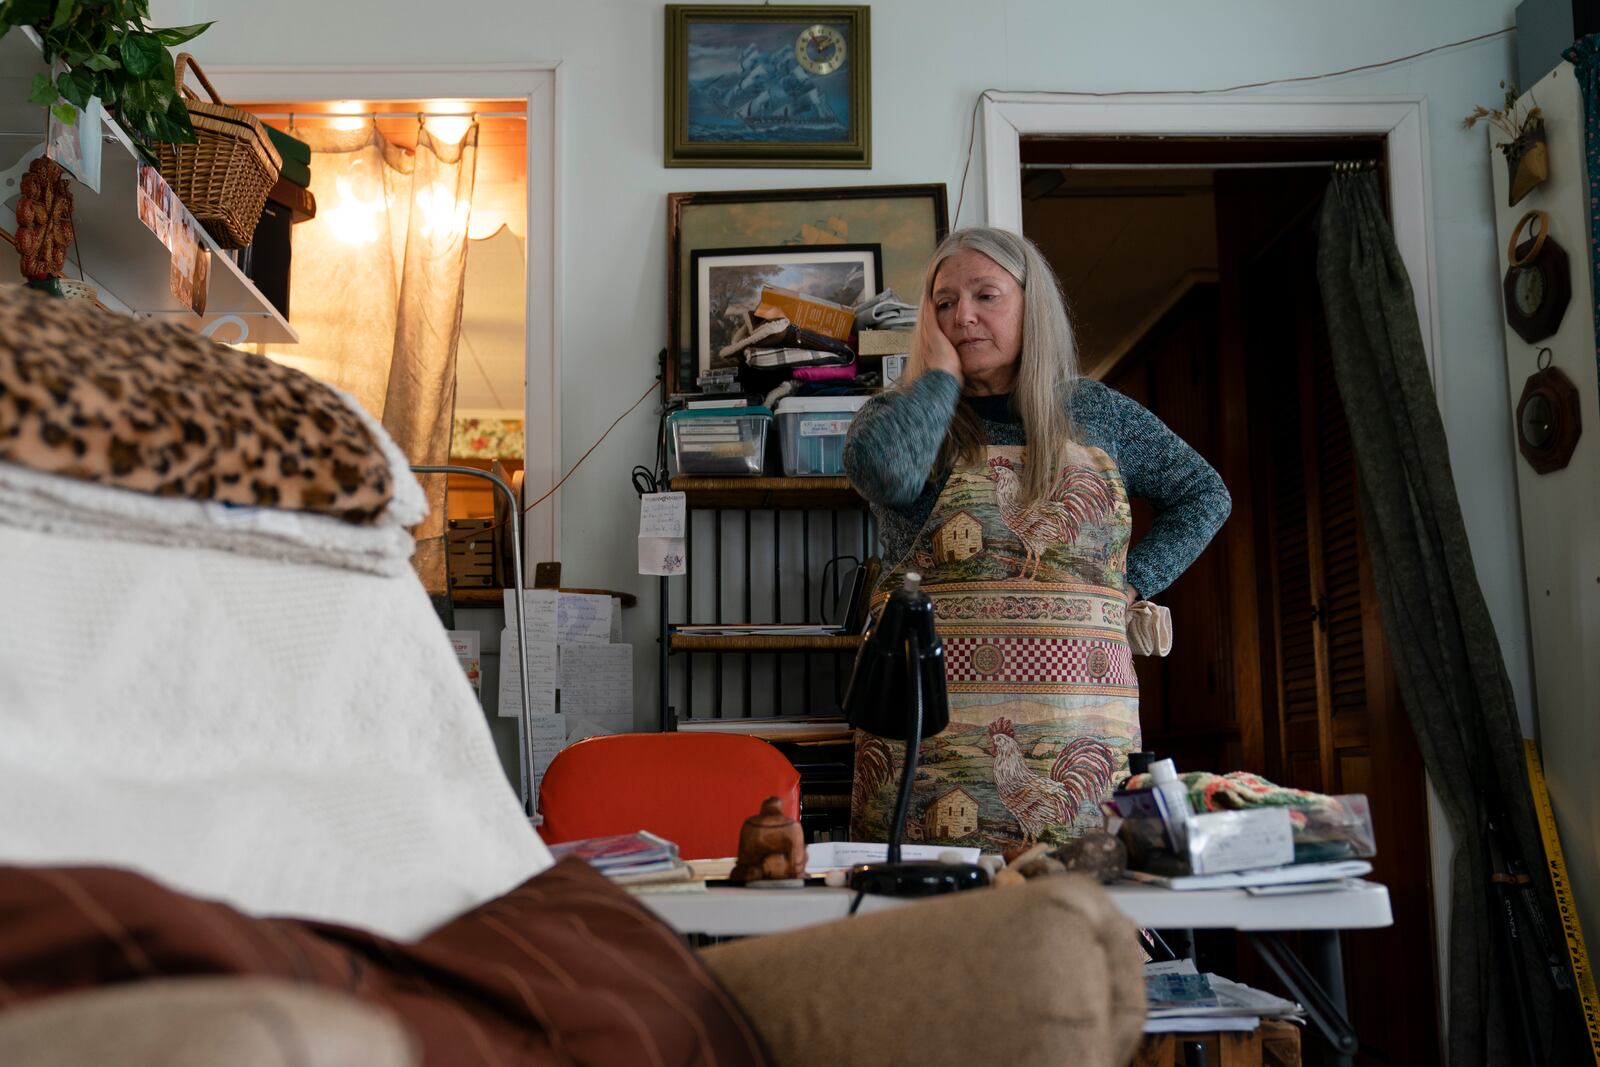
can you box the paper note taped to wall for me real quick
[527,714,566,797]
[639,492,687,576]
[504,589,558,644]
[559,643,632,737]
[497,629,557,718]
[556,592,612,645]
[503,589,612,645]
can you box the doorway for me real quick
[1021,136,1440,1067]
[219,62,561,568]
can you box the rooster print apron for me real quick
[851,442,1141,853]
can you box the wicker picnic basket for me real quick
[155,53,281,249]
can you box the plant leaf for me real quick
[83,52,119,71]
[58,66,96,109]
[8,0,55,27]
[153,21,211,46]
[163,93,195,142]
[49,0,75,31]
[119,31,163,79]
[51,101,78,126]
[29,72,59,106]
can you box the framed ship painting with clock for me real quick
[666,5,870,167]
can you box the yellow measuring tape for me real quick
[1525,739,1600,1063]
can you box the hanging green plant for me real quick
[1,0,212,145]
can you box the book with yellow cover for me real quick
[757,285,855,340]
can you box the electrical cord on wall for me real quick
[951,24,1517,225]
[520,375,659,516]
[438,372,659,546]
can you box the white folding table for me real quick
[640,878,1391,1066]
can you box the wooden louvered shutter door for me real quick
[1247,213,1437,1065]
[1257,218,1377,797]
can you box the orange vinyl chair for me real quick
[536,733,802,860]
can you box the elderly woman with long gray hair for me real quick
[844,226,1230,853]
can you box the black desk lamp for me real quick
[842,573,989,896]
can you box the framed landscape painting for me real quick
[666,183,948,391]
[690,243,881,376]
[665,5,870,168]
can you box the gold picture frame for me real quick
[665,4,871,168]
[666,183,948,393]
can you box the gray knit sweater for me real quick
[843,371,1231,598]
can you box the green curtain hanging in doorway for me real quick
[1316,170,1579,1066]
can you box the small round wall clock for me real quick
[1516,348,1582,474]
[796,24,846,75]
[1503,209,1571,344]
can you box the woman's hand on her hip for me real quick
[913,294,963,386]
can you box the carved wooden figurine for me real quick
[729,796,807,884]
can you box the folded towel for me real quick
[853,288,918,330]
[266,124,312,166]
[277,155,312,189]
[1126,600,1172,657]
[0,388,427,577]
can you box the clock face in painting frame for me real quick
[1502,209,1571,344]
[665,5,871,168]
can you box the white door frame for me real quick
[981,92,1442,397]
[214,62,562,567]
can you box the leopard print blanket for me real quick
[0,285,394,523]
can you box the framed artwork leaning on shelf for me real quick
[664,4,870,168]
[690,243,881,379]
[666,183,948,393]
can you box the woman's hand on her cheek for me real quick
[914,297,963,386]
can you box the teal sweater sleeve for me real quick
[1081,381,1231,599]
[842,370,960,508]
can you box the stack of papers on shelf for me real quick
[1143,960,1303,1034]
[676,716,852,741]
[548,830,693,886]
[1124,859,1372,891]
[673,623,848,637]
[804,841,982,871]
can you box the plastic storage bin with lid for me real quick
[775,395,871,476]
[667,406,772,476]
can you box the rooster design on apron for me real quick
[851,442,1141,852]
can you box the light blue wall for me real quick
[162,0,1532,734]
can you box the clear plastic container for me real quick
[774,396,870,476]
[667,406,772,476]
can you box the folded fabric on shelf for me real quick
[718,315,855,362]
[265,124,312,166]
[853,288,918,330]
[276,155,312,189]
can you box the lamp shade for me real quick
[841,573,949,741]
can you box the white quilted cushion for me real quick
[0,523,552,940]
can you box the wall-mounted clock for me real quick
[1503,209,1572,344]
[1516,350,1582,474]
[795,23,846,75]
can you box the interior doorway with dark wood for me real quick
[1021,136,1440,1067]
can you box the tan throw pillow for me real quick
[700,874,1146,1067]
[0,285,394,523]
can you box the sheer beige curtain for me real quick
[267,121,479,592]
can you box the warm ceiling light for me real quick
[329,99,367,131]
[426,114,473,143]
[425,100,473,143]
